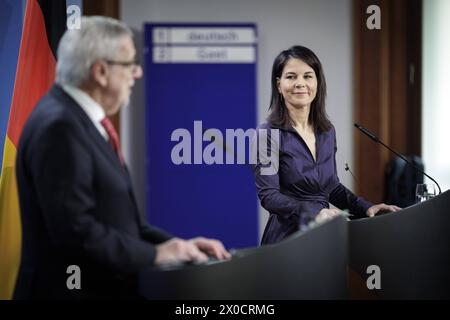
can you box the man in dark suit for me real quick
[14,16,229,299]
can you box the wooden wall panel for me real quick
[353,0,422,203]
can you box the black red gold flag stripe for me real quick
[0,0,66,299]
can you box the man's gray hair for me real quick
[56,16,132,87]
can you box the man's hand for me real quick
[154,238,209,265]
[366,203,402,217]
[188,237,231,260]
[154,237,231,265]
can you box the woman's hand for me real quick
[366,203,402,217]
[315,208,342,223]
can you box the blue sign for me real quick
[144,23,258,248]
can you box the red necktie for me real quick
[100,117,125,165]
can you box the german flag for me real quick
[0,0,66,299]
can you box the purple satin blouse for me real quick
[253,123,372,245]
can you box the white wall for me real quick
[120,0,354,241]
[423,0,450,193]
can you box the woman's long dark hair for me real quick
[267,45,332,133]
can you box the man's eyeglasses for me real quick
[104,59,141,74]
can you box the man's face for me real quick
[102,35,142,116]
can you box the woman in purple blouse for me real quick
[253,46,400,245]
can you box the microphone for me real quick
[344,162,360,189]
[354,123,379,142]
[354,123,442,194]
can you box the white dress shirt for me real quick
[62,85,108,141]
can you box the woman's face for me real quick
[277,58,317,110]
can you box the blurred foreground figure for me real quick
[14,16,229,299]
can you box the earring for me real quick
[279,93,284,101]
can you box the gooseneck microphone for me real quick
[354,123,442,195]
[345,163,360,188]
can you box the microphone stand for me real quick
[354,123,442,195]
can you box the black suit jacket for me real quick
[14,85,172,299]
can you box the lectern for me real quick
[349,190,450,299]
[139,216,348,299]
